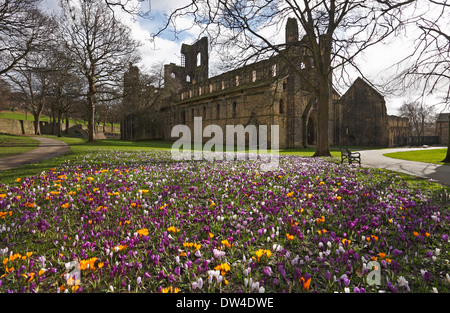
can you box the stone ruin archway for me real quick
[306,109,318,147]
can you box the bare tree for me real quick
[59,0,141,142]
[0,0,50,75]
[47,41,84,137]
[398,100,435,139]
[7,49,54,135]
[151,0,414,156]
[392,0,449,161]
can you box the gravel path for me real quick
[356,147,450,186]
[0,136,69,172]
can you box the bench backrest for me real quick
[340,147,349,156]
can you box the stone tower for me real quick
[180,36,209,84]
[164,37,209,95]
[285,17,299,45]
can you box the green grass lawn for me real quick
[0,111,119,128]
[0,133,40,159]
[384,148,449,165]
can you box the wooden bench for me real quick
[340,147,361,166]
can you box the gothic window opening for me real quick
[170,72,176,79]
[197,53,201,67]
[272,64,277,77]
[252,70,256,82]
[307,116,316,146]
[216,103,220,119]
[186,75,191,83]
[235,75,239,86]
[231,101,237,118]
[279,99,285,114]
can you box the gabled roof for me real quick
[437,112,450,122]
[341,77,385,101]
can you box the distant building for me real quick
[436,113,450,145]
[387,115,410,147]
[121,18,410,148]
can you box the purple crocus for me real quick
[264,266,273,276]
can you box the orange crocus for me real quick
[299,277,311,291]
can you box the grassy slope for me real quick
[0,134,40,159]
[384,148,449,166]
[0,111,118,127]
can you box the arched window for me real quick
[231,101,237,118]
[197,53,201,67]
[252,70,257,82]
[279,99,285,114]
[235,75,239,86]
[186,75,191,83]
[216,103,220,119]
[170,72,176,79]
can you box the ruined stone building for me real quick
[387,115,410,147]
[121,18,409,149]
[436,113,450,145]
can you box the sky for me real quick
[40,0,448,116]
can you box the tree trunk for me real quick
[313,83,331,157]
[57,111,62,137]
[443,114,450,163]
[65,115,69,135]
[33,114,41,135]
[87,79,96,142]
[51,110,56,135]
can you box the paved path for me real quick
[0,136,69,172]
[357,147,450,186]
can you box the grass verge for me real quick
[384,148,449,166]
[0,133,40,159]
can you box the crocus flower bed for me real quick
[0,150,449,293]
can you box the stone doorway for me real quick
[307,116,316,146]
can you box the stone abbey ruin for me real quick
[121,18,410,149]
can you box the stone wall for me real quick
[0,118,119,138]
[336,78,390,147]
[436,113,449,145]
[0,118,35,135]
[388,115,410,147]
